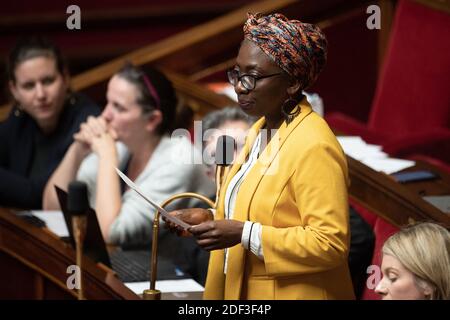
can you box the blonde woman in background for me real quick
[375,222,450,300]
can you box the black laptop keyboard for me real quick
[110,250,186,283]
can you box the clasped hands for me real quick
[163,208,245,251]
[73,116,117,156]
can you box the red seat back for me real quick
[348,199,400,299]
[361,214,399,300]
[369,0,450,137]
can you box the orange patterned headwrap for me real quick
[243,12,327,89]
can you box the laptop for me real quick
[55,186,187,283]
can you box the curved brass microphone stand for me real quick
[142,192,215,300]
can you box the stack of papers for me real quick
[337,136,415,174]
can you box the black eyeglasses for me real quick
[227,69,282,91]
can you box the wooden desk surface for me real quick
[396,160,450,197]
[0,208,204,299]
[347,156,450,228]
[0,208,140,300]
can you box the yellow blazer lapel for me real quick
[225,99,313,299]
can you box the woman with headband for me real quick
[43,64,213,252]
[165,13,354,299]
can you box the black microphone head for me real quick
[68,181,89,216]
[215,135,235,166]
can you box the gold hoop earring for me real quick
[281,98,300,124]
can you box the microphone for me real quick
[68,181,89,300]
[214,135,235,206]
[215,135,235,167]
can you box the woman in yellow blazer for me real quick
[166,12,355,300]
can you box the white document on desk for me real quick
[125,279,204,294]
[361,158,416,174]
[31,210,69,237]
[337,136,388,160]
[337,136,415,174]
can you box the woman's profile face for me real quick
[102,75,152,146]
[375,254,429,300]
[233,39,290,122]
[9,56,68,132]
[204,119,250,179]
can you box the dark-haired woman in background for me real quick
[0,37,99,209]
[43,64,213,253]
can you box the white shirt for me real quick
[223,133,264,273]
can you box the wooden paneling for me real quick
[1,0,373,117]
[0,2,250,28]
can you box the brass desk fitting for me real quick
[142,192,215,300]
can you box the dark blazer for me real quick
[0,93,100,209]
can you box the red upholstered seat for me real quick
[349,199,400,300]
[362,215,399,300]
[326,0,450,164]
[408,154,450,174]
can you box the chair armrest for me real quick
[382,128,450,163]
[325,112,386,144]
[408,154,450,174]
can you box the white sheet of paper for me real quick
[125,279,204,294]
[337,136,388,160]
[115,167,191,230]
[337,136,366,148]
[31,210,69,237]
[361,158,416,174]
[337,136,416,174]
